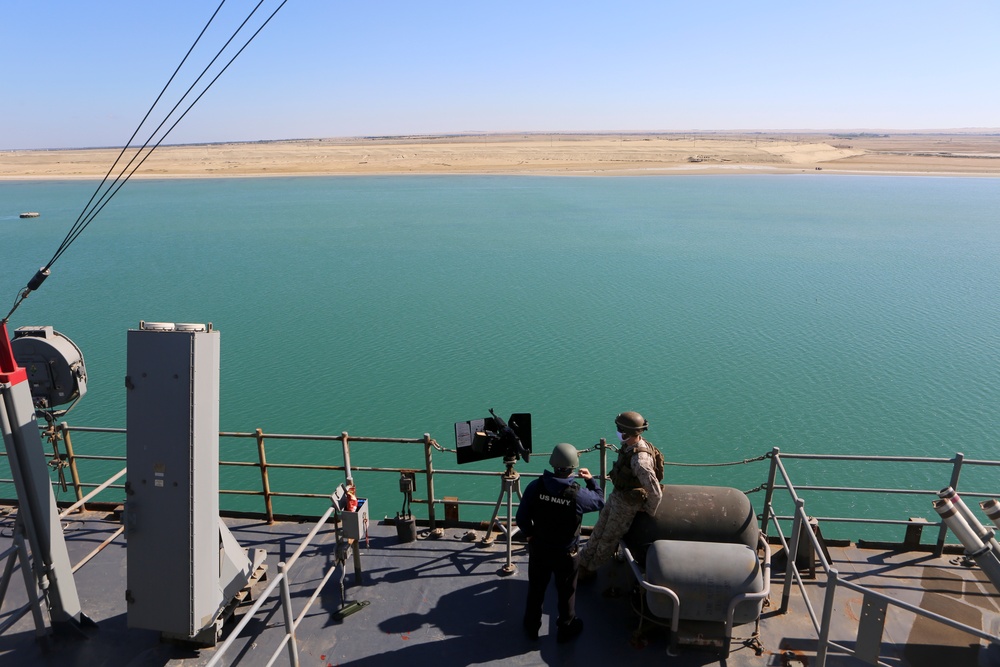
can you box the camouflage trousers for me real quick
[578,489,641,571]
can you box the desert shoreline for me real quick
[2,132,1000,180]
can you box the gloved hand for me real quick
[626,488,647,504]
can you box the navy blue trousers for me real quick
[523,541,579,631]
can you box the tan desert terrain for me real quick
[2,132,999,179]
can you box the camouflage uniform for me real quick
[578,437,662,571]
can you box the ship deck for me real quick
[2,507,999,667]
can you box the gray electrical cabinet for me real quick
[125,322,239,641]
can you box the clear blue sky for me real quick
[3,1,998,150]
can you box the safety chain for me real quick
[577,441,618,455]
[951,554,978,568]
[430,439,616,456]
[663,452,772,495]
[429,438,774,475]
[738,631,766,657]
[664,451,772,467]
[428,438,456,454]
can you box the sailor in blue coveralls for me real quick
[516,443,605,642]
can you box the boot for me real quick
[523,618,540,641]
[556,617,583,643]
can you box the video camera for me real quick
[454,409,532,465]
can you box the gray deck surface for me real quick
[2,507,1000,666]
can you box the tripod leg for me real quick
[498,476,523,538]
[502,478,517,574]
[481,484,508,545]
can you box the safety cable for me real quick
[663,452,772,467]
[2,0,289,325]
[48,0,287,269]
[46,1,228,271]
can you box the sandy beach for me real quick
[2,132,1000,179]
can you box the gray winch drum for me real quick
[644,539,765,624]
[623,485,759,567]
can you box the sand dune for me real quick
[2,132,999,179]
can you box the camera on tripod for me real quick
[454,409,532,465]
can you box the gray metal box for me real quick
[125,322,221,636]
[333,483,369,540]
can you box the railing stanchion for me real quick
[278,562,300,667]
[934,452,965,557]
[598,438,607,486]
[781,497,806,614]
[341,432,353,484]
[815,567,839,667]
[424,433,439,535]
[60,422,85,508]
[760,447,780,539]
[255,428,274,524]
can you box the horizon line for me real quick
[6,128,1000,153]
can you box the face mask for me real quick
[617,431,626,442]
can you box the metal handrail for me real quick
[764,447,1000,667]
[205,498,341,667]
[6,424,1000,665]
[0,424,570,531]
[4,426,999,556]
[3,425,998,544]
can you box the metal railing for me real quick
[4,422,997,551]
[0,465,126,635]
[760,446,1000,667]
[5,425,1000,665]
[205,493,352,667]
[760,449,1000,555]
[0,422,613,666]
[1,422,611,530]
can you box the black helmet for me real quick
[615,411,648,433]
[549,443,580,469]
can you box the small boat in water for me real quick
[18,212,40,219]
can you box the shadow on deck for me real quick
[3,508,1000,666]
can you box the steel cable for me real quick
[4,0,289,324]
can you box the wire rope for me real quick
[3,0,289,325]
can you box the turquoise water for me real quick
[2,175,1000,537]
